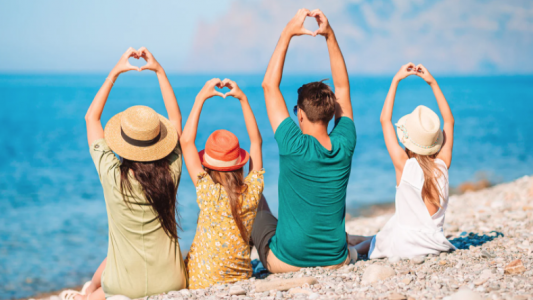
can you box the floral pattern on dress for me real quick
[185,169,265,289]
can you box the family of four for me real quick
[63,9,456,300]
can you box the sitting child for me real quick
[349,63,456,259]
[180,78,264,288]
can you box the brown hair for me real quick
[297,80,336,123]
[120,158,180,240]
[405,149,446,209]
[206,167,249,244]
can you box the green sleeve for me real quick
[330,117,357,154]
[274,118,303,155]
[89,139,121,185]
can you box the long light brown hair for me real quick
[120,158,180,240]
[206,167,249,244]
[405,149,446,209]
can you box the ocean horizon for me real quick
[1,73,532,299]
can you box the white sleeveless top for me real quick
[368,158,456,259]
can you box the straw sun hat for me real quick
[395,105,443,156]
[199,130,249,172]
[104,106,177,162]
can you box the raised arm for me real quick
[180,79,225,186]
[85,48,139,146]
[416,64,454,168]
[262,9,314,133]
[138,47,182,137]
[380,63,417,184]
[311,9,352,120]
[223,79,263,172]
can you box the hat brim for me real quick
[104,112,178,162]
[396,115,443,156]
[198,149,249,172]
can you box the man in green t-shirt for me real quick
[250,8,357,272]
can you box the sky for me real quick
[1,0,532,75]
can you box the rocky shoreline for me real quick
[34,175,532,300]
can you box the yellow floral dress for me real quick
[186,169,265,289]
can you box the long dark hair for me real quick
[405,148,445,209]
[120,158,180,240]
[206,167,249,244]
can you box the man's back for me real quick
[270,117,356,267]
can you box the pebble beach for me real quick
[35,175,533,300]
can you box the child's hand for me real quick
[221,79,246,101]
[110,47,141,76]
[138,47,163,74]
[393,62,417,82]
[197,78,225,101]
[415,64,437,85]
[283,9,315,37]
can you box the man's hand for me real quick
[138,47,163,74]
[110,47,140,78]
[282,8,315,37]
[415,64,437,86]
[310,9,333,37]
[197,78,225,101]
[393,62,417,83]
[221,78,246,101]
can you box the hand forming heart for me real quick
[112,47,163,75]
[285,8,332,38]
[394,63,437,85]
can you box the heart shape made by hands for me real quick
[215,80,236,98]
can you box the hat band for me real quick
[397,125,439,149]
[204,152,240,167]
[121,128,161,147]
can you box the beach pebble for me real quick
[388,256,401,263]
[504,259,526,275]
[449,288,483,300]
[254,277,317,292]
[388,292,407,300]
[229,285,247,295]
[362,264,395,284]
[107,296,131,300]
[411,255,426,264]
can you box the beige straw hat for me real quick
[395,105,443,156]
[104,105,177,162]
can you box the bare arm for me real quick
[85,48,140,146]
[311,9,352,120]
[262,9,314,133]
[416,64,454,168]
[223,79,263,172]
[180,79,225,186]
[380,63,417,185]
[138,47,182,137]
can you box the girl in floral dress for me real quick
[180,78,264,289]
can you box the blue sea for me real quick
[1,74,532,299]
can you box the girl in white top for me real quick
[348,63,456,259]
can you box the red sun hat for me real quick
[199,130,250,172]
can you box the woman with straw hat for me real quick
[348,63,456,259]
[180,78,264,289]
[61,47,187,300]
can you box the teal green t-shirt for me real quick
[270,117,357,267]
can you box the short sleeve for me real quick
[195,172,218,209]
[244,169,265,207]
[274,118,304,155]
[330,117,357,154]
[89,139,120,184]
[166,141,183,184]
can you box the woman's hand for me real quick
[310,9,332,37]
[415,64,437,85]
[221,78,246,101]
[196,78,225,101]
[393,62,417,83]
[282,8,315,37]
[110,47,140,79]
[138,47,164,74]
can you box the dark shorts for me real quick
[250,209,278,268]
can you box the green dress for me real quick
[89,139,187,298]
